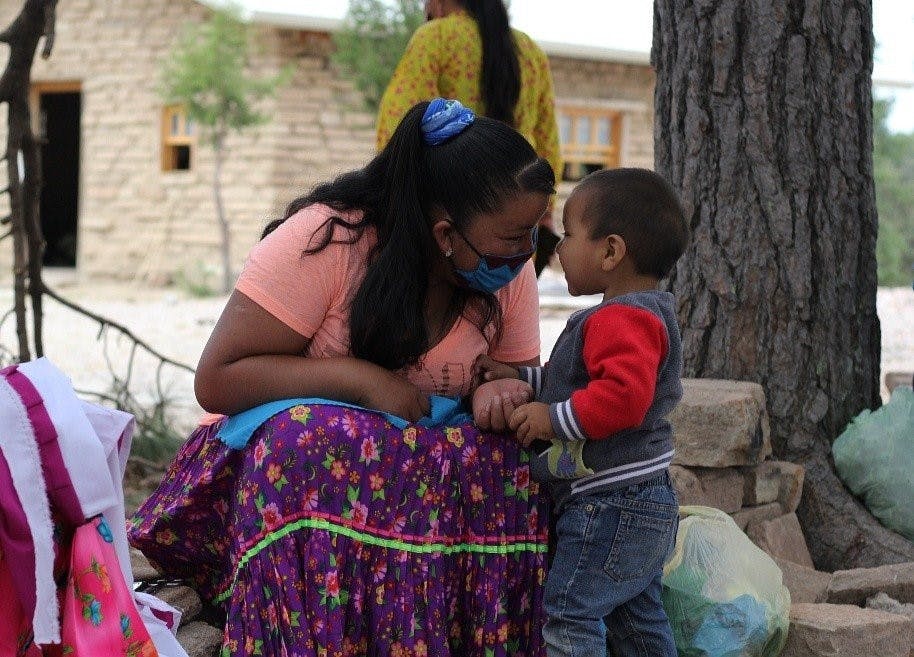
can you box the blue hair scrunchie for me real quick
[420,98,475,146]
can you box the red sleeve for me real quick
[568,304,668,439]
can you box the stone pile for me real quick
[781,562,914,657]
[669,378,812,567]
[671,378,914,657]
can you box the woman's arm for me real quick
[195,291,430,420]
[505,356,540,369]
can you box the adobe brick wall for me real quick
[550,56,655,169]
[0,0,376,284]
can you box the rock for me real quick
[155,585,203,626]
[670,379,771,467]
[827,563,914,606]
[867,592,914,621]
[731,502,783,531]
[130,548,161,582]
[746,513,814,568]
[776,558,831,603]
[741,461,805,513]
[669,465,701,505]
[670,465,744,513]
[176,621,223,657]
[781,603,914,657]
[741,461,782,505]
[773,461,804,514]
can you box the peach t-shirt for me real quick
[234,203,540,398]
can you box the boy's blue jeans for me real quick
[542,472,679,657]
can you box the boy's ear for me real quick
[601,234,627,272]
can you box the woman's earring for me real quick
[444,248,453,258]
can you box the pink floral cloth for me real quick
[0,516,157,656]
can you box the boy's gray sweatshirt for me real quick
[519,290,682,511]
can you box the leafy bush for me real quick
[874,99,914,287]
[332,0,424,111]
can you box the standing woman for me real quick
[377,0,563,273]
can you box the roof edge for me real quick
[537,40,650,65]
[193,0,651,65]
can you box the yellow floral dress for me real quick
[377,10,563,187]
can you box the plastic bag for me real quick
[661,506,790,657]
[833,386,914,541]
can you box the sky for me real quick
[235,0,914,132]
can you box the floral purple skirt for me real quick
[128,404,549,656]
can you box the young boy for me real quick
[477,167,689,656]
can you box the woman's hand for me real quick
[473,354,520,383]
[509,402,555,447]
[357,366,430,423]
[473,379,533,432]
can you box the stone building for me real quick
[0,0,655,283]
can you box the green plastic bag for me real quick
[833,387,914,541]
[662,506,790,657]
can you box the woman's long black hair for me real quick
[462,0,521,126]
[262,101,554,372]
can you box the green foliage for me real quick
[173,261,222,298]
[873,99,914,286]
[98,380,185,464]
[159,5,289,141]
[128,398,185,464]
[332,0,425,111]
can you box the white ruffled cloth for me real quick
[0,357,188,657]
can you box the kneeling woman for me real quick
[129,99,553,656]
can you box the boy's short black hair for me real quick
[575,168,688,279]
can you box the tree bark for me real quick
[0,0,57,361]
[653,0,913,570]
[8,131,30,361]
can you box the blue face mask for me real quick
[451,225,538,293]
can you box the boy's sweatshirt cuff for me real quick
[549,399,588,442]
[517,366,543,398]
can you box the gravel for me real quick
[0,270,909,433]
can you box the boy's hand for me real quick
[473,354,520,384]
[509,402,555,447]
[473,379,533,432]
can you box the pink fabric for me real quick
[0,451,38,651]
[0,548,42,656]
[58,516,158,657]
[0,516,161,657]
[0,362,162,656]
[234,204,541,397]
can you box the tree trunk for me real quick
[0,0,57,362]
[8,135,31,362]
[213,132,232,294]
[653,0,914,570]
[8,95,45,359]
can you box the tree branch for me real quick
[39,284,196,375]
[40,0,56,58]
